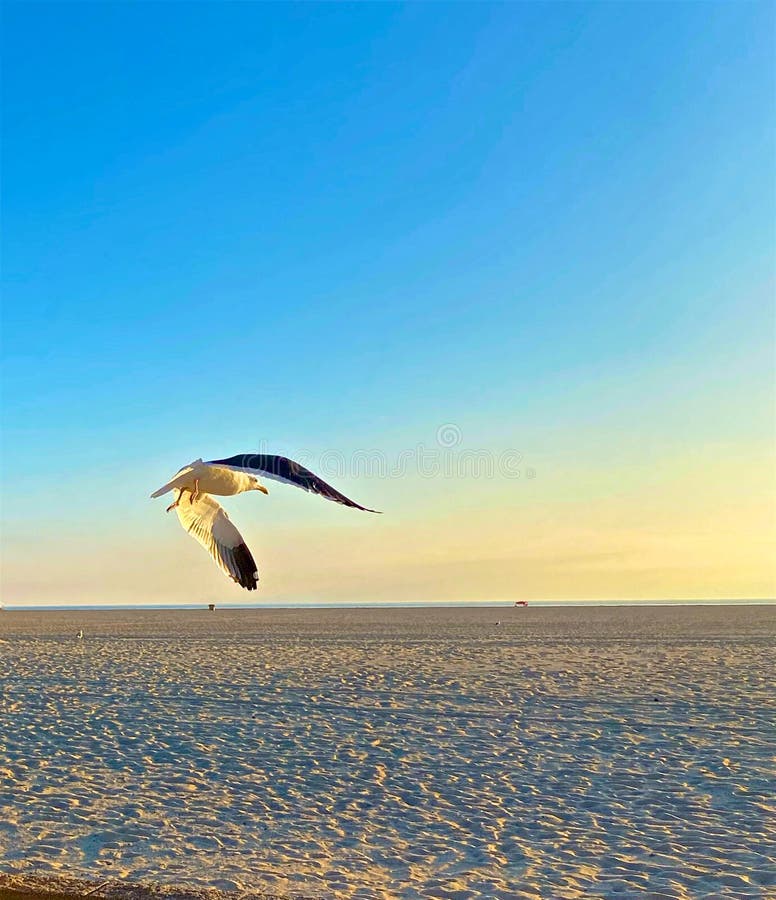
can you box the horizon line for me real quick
[2,598,774,612]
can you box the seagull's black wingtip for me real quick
[352,502,382,514]
[233,543,259,590]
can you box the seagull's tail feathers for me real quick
[149,460,203,499]
[150,479,180,499]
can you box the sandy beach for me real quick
[1,604,774,899]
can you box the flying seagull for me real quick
[151,454,380,591]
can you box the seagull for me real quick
[151,453,380,591]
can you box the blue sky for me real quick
[2,3,774,604]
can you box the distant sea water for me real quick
[1,604,774,899]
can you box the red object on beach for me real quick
[514,601,528,608]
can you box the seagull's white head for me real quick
[252,478,269,495]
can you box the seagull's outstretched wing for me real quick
[206,454,381,513]
[175,492,259,590]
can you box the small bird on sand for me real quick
[76,629,84,639]
[151,453,380,591]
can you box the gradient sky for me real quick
[1,2,774,606]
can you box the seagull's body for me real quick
[151,453,379,591]
[150,459,263,501]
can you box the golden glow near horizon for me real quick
[3,439,774,607]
